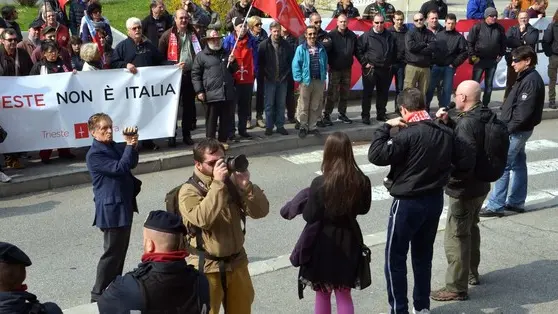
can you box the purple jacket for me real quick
[280,188,321,267]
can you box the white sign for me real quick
[0,66,182,153]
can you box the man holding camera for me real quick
[178,138,269,314]
[86,113,142,303]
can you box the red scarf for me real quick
[233,36,255,84]
[167,32,179,62]
[406,110,432,123]
[141,251,189,263]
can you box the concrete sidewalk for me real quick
[2,93,558,198]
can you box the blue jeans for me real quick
[485,130,533,211]
[264,80,287,129]
[472,63,497,107]
[426,65,455,110]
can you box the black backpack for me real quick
[475,106,510,182]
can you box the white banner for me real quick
[0,65,182,154]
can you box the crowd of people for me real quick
[0,0,555,313]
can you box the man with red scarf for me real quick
[224,17,258,139]
[97,210,210,313]
[159,9,203,147]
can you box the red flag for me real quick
[58,0,69,9]
[252,0,306,37]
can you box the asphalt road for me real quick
[2,118,558,311]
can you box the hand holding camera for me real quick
[213,159,229,182]
[122,126,138,146]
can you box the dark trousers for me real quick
[324,69,351,115]
[91,226,132,302]
[391,63,405,111]
[232,83,253,135]
[178,71,196,139]
[286,75,296,120]
[472,62,497,107]
[362,66,391,118]
[207,101,232,143]
[255,72,264,117]
[39,148,71,161]
[385,190,444,314]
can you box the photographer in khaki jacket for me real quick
[178,138,269,314]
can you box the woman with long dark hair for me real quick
[300,131,371,314]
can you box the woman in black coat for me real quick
[300,131,371,314]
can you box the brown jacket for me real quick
[178,168,269,273]
[16,39,36,60]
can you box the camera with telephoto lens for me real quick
[122,126,138,136]
[223,154,249,173]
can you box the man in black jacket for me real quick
[388,10,407,112]
[323,14,357,125]
[503,12,538,102]
[404,12,436,103]
[258,21,294,136]
[97,210,210,313]
[0,242,63,314]
[356,13,396,123]
[142,0,173,46]
[192,29,237,150]
[543,17,558,108]
[368,87,454,314]
[481,46,544,217]
[111,17,166,151]
[426,13,467,111]
[282,25,298,123]
[467,7,506,107]
[430,80,489,301]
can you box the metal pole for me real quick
[226,2,255,68]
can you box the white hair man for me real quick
[110,17,166,151]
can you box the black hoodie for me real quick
[387,24,408,63]
[0,291,62,314]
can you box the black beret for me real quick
[144,210,187,234]
[29,19,44,30]
[0,242,31,267]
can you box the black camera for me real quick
[122,126,138,136]
[223,154,249,172]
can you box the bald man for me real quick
[431,80,491,301]
[97,211,209,313]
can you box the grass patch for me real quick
[14,0,151,34]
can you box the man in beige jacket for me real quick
[179,138,269,314]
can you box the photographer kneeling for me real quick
[178,138,269,314]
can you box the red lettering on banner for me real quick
[73,123,89,139]
[2,94,47,109]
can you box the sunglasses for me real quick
[488,15,497,18]
[131,26,142,31]
[374,21,384,24]
[255,23,262,26]
[4,38,17,42]
[414,18,424,22]
[314,20,322,24]
[512,57,523,63]
[307,33,317,37]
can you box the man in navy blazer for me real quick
[85,113,141,303]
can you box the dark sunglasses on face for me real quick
[4,38,16,42]
[314,20,322,24]
[488,15,497,18]
[307,33,316,37]
[374,21,384,24]
[255,23,262,26]
[414,18,424,22]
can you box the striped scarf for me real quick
[406,110,431,123]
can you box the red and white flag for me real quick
[253,0,306,37]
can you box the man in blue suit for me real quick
[86,113,141,303]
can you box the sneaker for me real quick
[308,129,321,136]
[183,137,195,146]
[298,127,308,138]
[265,128,273,136]
[219,142,229,150]
[468,274,480,285]
[338,113,353,124]
[479,207,505,217]
[413,309,430,314]
[256,116,265,128]
[505,204,525,213]
[322,114,333,126]
[295,121,301,130]
[430,288,469,301]
[316,120,326,128]
[276,127,289,135]
[0,171,11,183]
[362,117,371,125]
[246,120,253,129]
